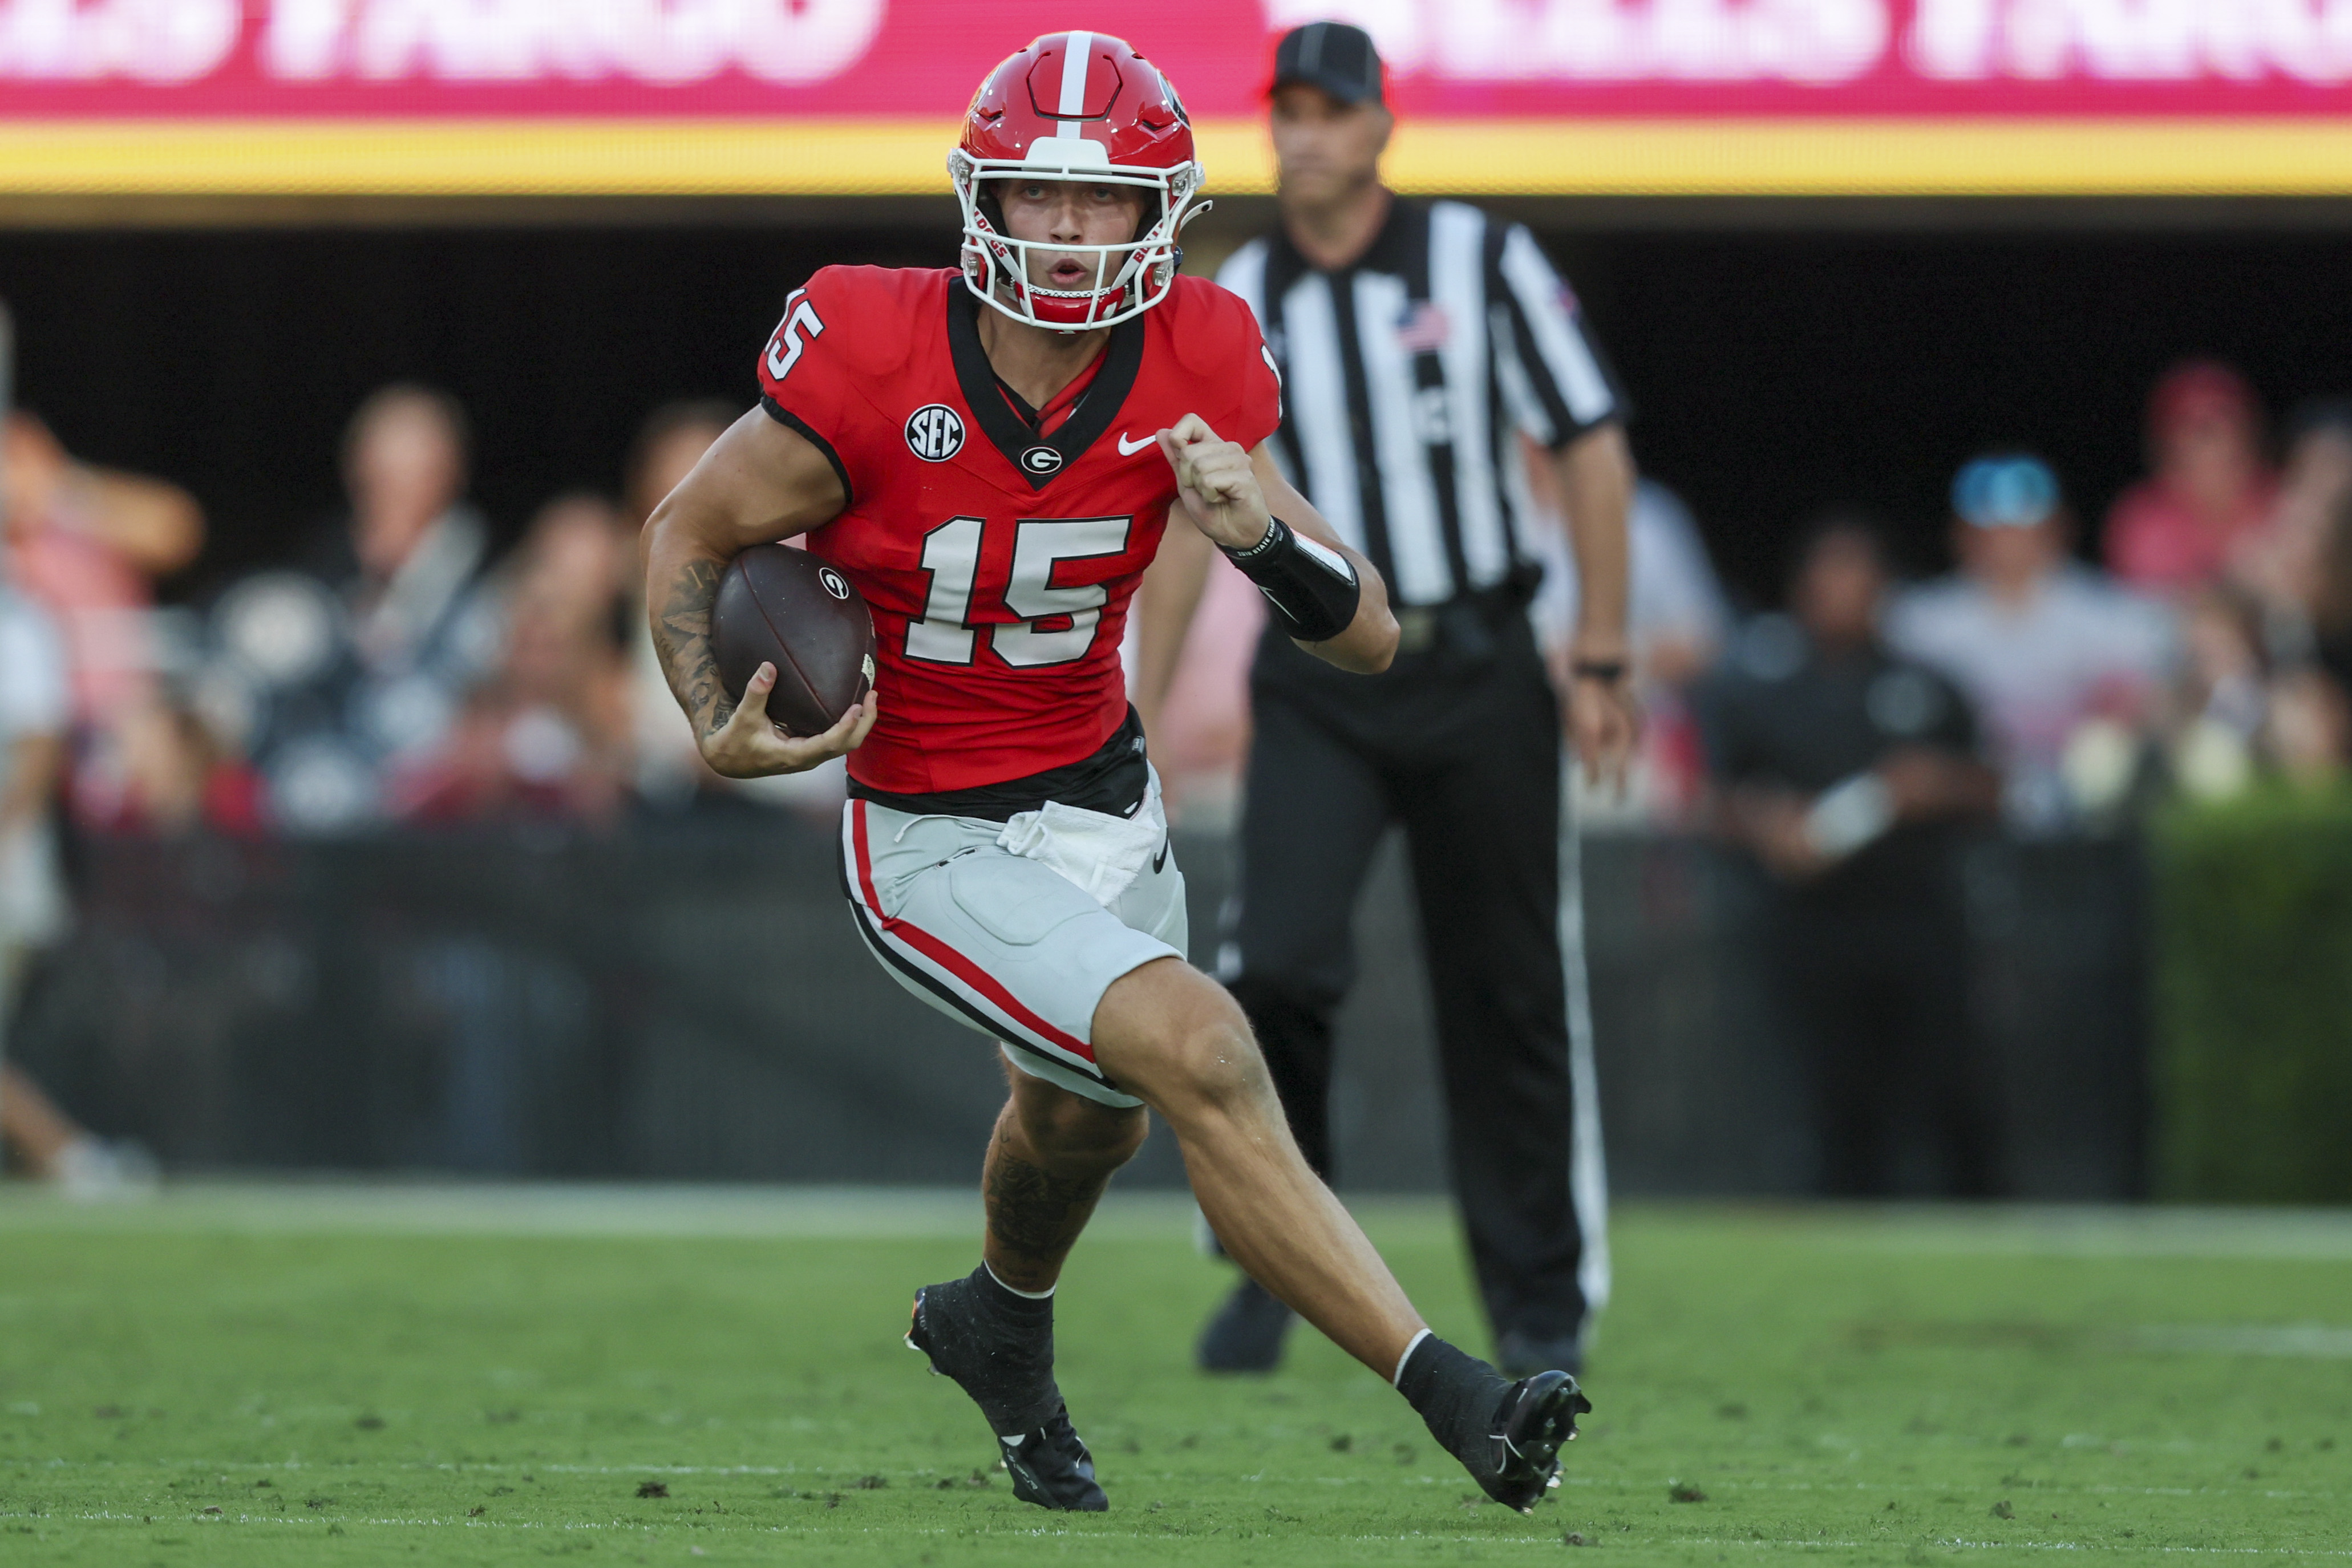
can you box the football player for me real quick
[640,32,1588,1516]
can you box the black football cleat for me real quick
[1195,1276,1294,1373]
[1471,1370,1592,1513]
[1495,1329,1585,1381]
[906,1274,1108,1512]
[991,1405,1108,1512]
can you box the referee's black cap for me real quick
[1270,21,1385,106]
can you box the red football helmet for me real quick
[950,32,1207,331]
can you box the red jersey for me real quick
[756,266,1281,795]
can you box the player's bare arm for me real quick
[1156,416,1399,672]
[1554,419,1640,785]
[639,408,879,779]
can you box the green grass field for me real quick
[1,1185,2346,1565]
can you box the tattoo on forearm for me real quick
[983,1151,1111,1276]
[652,557,735,738]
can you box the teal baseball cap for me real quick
[1953,453,2060,528]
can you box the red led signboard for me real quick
[5,0,2352,195]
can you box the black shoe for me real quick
[1398,1335,1593,1516]
[992,1413,1104,1512]
[1195,1277,1294,1373]
[1495,1330,1585,1381]
[1471,1370,1593,1513]
[906,1273,1107,1512]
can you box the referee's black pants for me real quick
[1224,606,1593,1348]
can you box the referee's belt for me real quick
[1391,562,1544,659]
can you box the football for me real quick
[709,543,877,738]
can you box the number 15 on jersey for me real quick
[906,514,1135,670]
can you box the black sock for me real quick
[917,1264,1060,1435]
[1395,1335,1512,1468]
[973,1262,1055,1322]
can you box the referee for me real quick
[1148,22,1639,1379]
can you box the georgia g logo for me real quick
[818,568,851,601]
[1020,445,1064,476]
[906,404,965,461]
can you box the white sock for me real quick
[983,1261,1055,1301]
[1391,1328,1432,1389]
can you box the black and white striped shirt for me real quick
[1219,200,1624,609]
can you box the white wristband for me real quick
[1803,772,1894,862]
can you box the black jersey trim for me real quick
[1480,222,1633,453]
[849,706,1148,823]
[946,287,1147,492]
[1541,411,1629,458]
[759,395,856,510]
[993,374,1045,429]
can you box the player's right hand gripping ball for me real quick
[710,544,877,736]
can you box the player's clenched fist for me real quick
[1157,414,1273,552]
[701,662,880,779]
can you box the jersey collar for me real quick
[948,286,1146,492]
[1271,195,1422,279]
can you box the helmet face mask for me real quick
[952,33,1207,333]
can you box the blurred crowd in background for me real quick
[5,388,739,844]
[1141,353,2352,838]
[10,355,2348,850]
[10,341,2351,1198]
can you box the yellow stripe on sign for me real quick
[1381,119,2352,196]
[3,116,2352,197]
[0,119,967,197]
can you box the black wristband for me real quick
[1220,517,1362,643]
[1224,517,1287,563]
[1570,659,1628,683]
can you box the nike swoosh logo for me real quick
[1152,838,1171,875]
[1117,432,1155,456]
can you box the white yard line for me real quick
[0,1181,1455,1242]
[2128,1325,2352,1358]
[1821,1205,2352,1262]
[8,1458,2328,1502]
[4,1185,2346,1262]
[11,1511,2352,1555]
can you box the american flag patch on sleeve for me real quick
[1396,301,1450,353]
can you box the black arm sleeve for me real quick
[1222,517,1362,644]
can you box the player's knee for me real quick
[1095,960,1276,1124]
[1154,998,1274,1123]
[1017,1087,1147,1169]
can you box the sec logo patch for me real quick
[906,404,965,461]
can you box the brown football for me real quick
[709,544,876,738]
